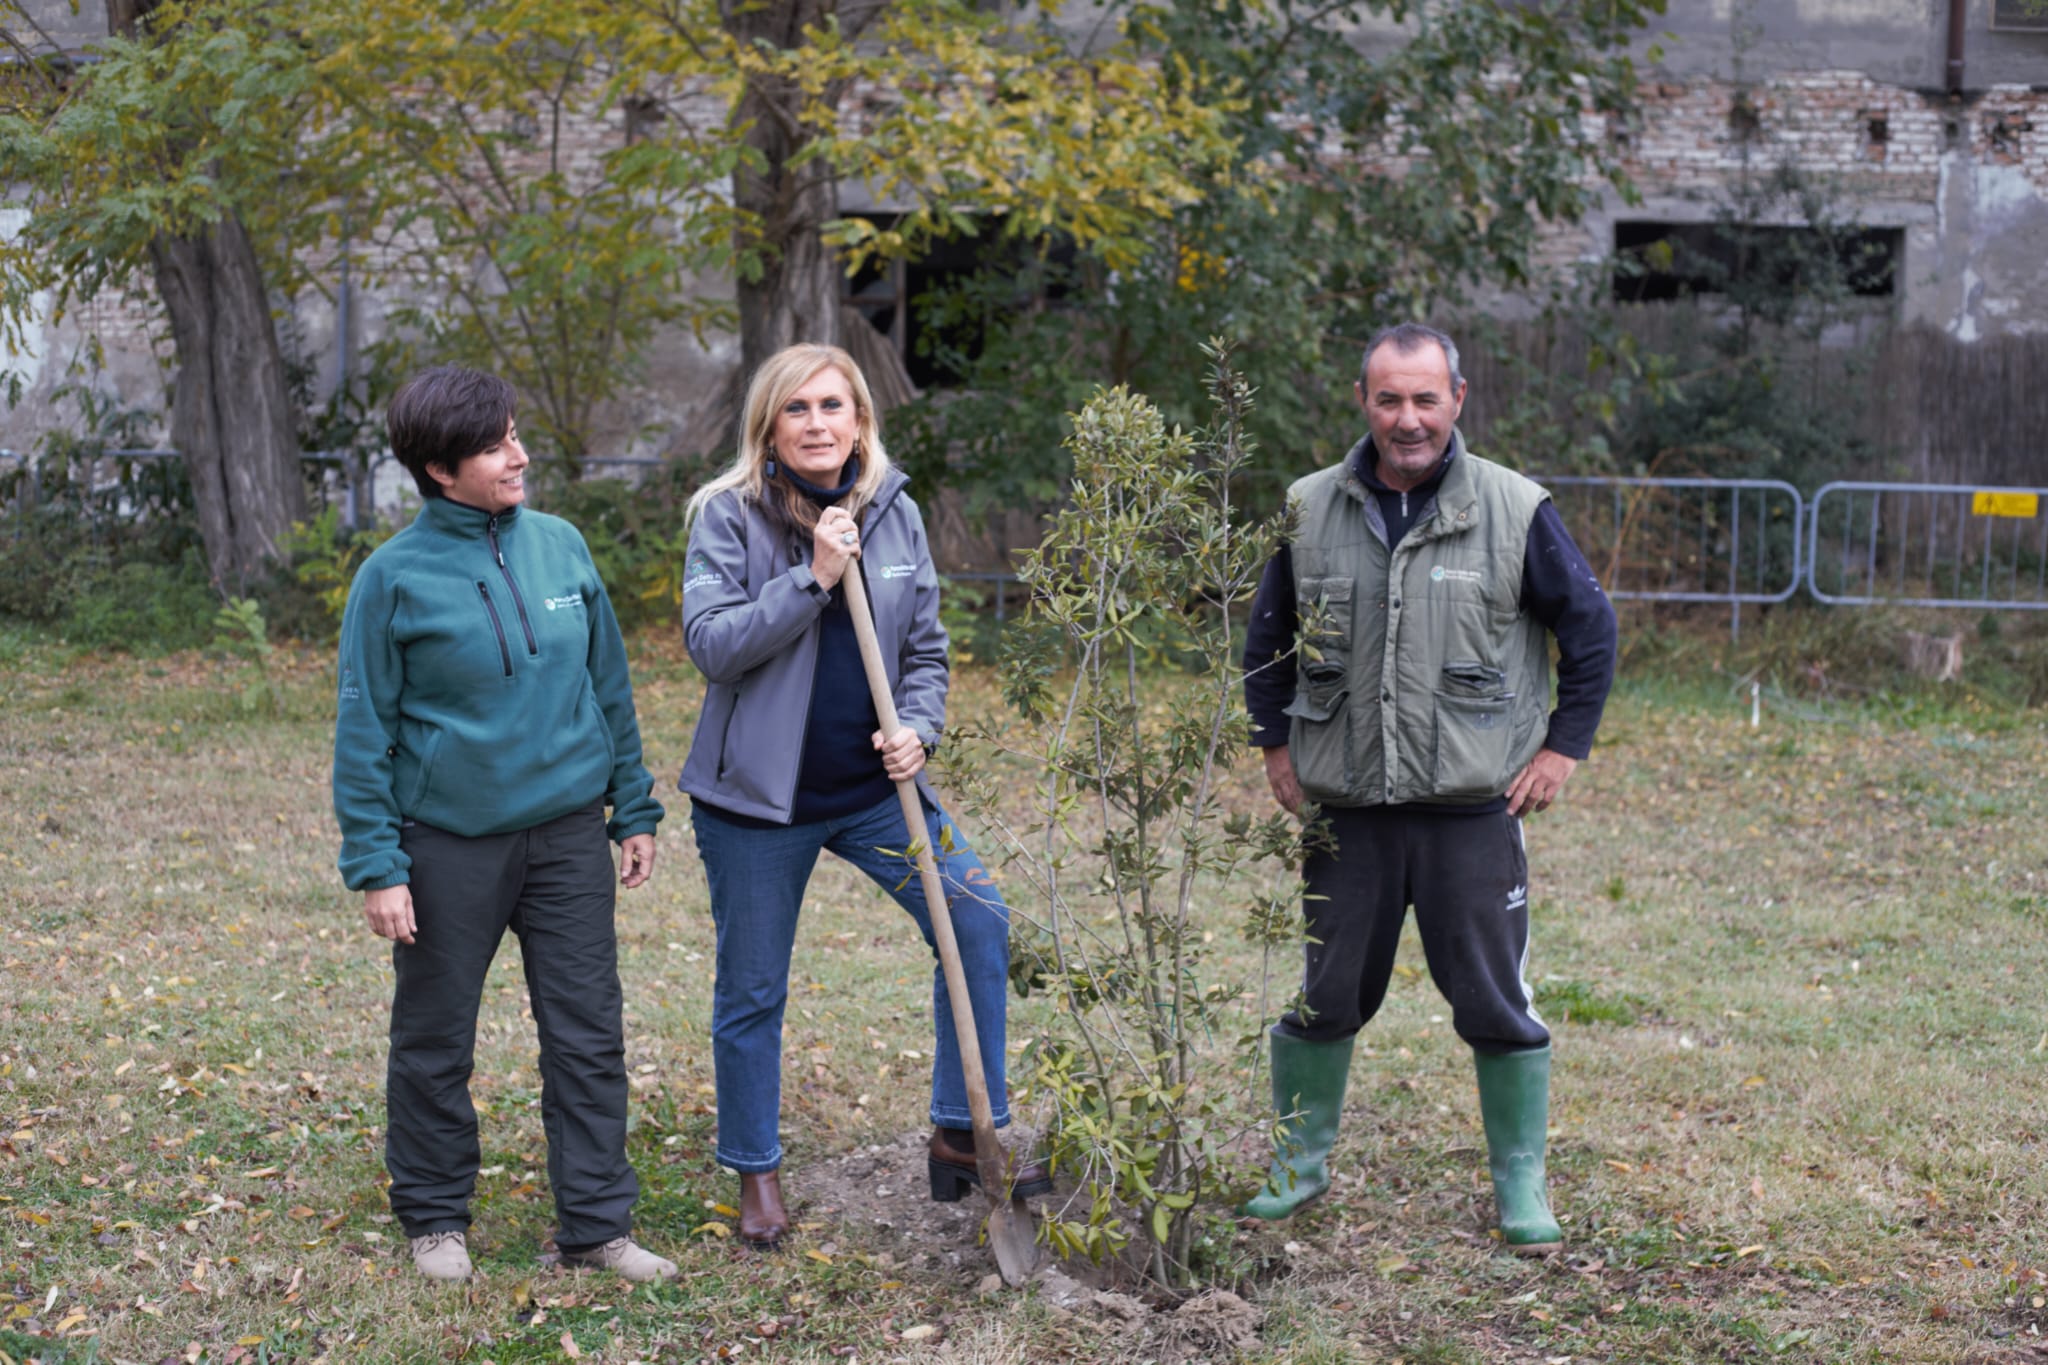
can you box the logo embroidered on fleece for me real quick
[1430,565,1483,584]
[543,594,585,612]
[878,563,918,580]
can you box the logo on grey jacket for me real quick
[683,552,721,592]
[878,563,918,580]
[1430,565,1483,584]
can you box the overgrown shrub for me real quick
[60,550,218,653]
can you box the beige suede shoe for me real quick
[560,1236,678,1283]
[409,1230,473,1281]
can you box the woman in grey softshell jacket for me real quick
[678,344,1049,1250]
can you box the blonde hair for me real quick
[686,344,893,527]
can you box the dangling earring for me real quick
[764,450,779,479]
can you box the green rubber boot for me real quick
[1474,1045,1563,1255]
[1238,1031,1354,1220]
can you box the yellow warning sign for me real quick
[1972,491,2040,518]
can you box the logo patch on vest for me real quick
[1430,565,1482,584]
[543,593,585,612]
[878,563,918,580]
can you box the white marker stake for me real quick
[1750,681,1761,729]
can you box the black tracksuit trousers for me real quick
[386,801,639,1252]
[1278,804,1551,1055]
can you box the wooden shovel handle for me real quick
[839,559,1011,1198]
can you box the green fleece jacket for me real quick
[332,497,663,892]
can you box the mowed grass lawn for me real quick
[2,626,2045,1364]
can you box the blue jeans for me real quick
[690,795,1012,1174]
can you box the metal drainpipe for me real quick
[334,234,360,529]
[1946,0,1966,96]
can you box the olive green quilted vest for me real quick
[1285,438,1552,807]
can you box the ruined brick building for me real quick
[1,1,2043,472]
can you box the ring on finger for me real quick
[839,530,857,547]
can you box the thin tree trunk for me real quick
[147,216,306,589]
[110,0,304,589]
[720,0,857,376]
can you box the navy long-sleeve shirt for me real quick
[1243,444,1617,784]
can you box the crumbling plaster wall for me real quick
[1508,0,2048,342]
[5,1,2044,463]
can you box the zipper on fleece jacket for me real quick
[487,515,539,656]
[476,581,514,677]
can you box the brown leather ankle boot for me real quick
[738,1170,788,1250]
[928,1126,1053,1201]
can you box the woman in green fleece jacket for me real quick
[331,367,673,1286]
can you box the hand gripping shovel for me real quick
[841,557,1040,1286]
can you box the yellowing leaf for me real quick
[805,1248,834,1264]
[712,1203,740,1218]
[693,1222,731,1238]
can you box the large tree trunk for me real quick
[721,0,850,376]
[109,0,304,590]
[147,216,306,590]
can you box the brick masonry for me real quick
[5,64,2045,466]
[1522,70,2048,341]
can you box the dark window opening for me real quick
[622,95,665,144]
[1991,0,2048,32]
[1612,220,1903,303]
[1727,91,1761,142]
[841,215,1076,391]
[1986,112,2032,161]
[1864,111,1889,161]
[1607,110,1636,154]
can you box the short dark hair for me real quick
[387,366,518,499]
[1359,322,1464,392]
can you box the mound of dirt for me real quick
[797,1130,1266,1362]
[792,1129,998,1281]
[1025,1267,1264,1362]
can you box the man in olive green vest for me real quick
[1239,323,1617,1253]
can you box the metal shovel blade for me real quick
[985,1196,1040,1285]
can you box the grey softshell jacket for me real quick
[677,466,948,823]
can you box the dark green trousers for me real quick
[386,801,638,1252]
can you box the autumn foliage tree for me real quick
[1,0,1234,566]
[0,0,312,589]
[893,0,1672,519]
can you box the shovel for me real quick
[840,556,1040,1287]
